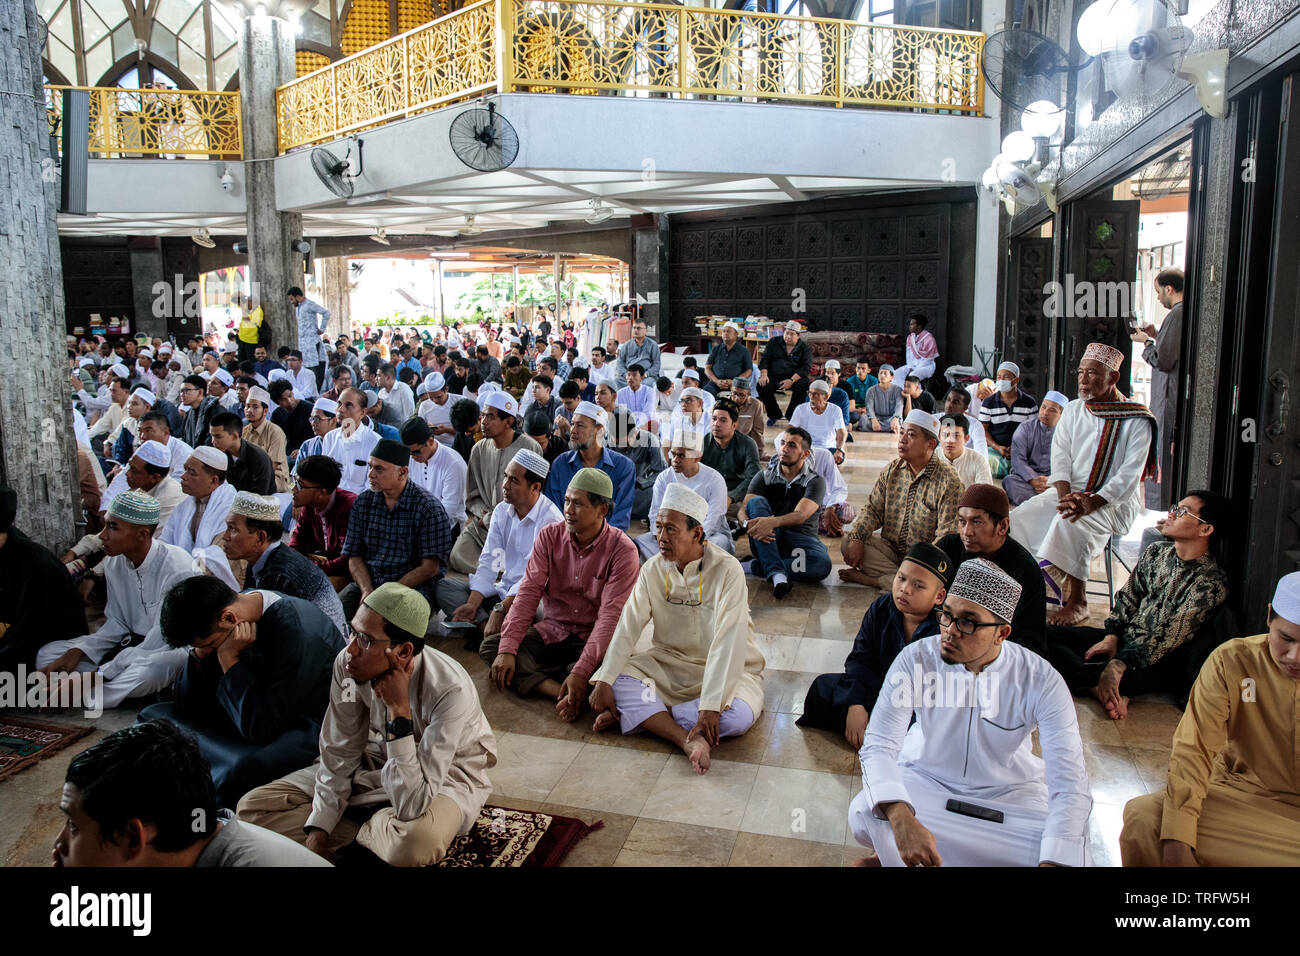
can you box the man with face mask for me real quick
[849,558,1091,867]
[978,362,1038,479]
[236,582,497,866]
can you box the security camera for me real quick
[220,170,234,192]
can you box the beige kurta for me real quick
[244,418,290,492]
[593,542,765,717]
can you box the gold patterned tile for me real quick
[1083,744,1147,807]
[1115,697,1185,752]
[1129,747,1171,793]
[752,633,802,670]
[614,818,738,867]
[749,604,812,635]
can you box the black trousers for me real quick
[758,377,810,422]
[1044,624,1199,700]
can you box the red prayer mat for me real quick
[0,717,93,783]
[438,806,604,868]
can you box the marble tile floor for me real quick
[0,428,1175,867]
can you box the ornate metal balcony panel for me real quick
[46,86,242,159]
[277,0,983,152]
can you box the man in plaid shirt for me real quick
[340,438,451,624]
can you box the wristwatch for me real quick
[385,716,413,739]
[492,601,506,615]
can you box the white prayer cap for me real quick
[365,389,382,408]
[482,390,518,418]
[230,491,281,523]
[246,386,271,407]
[667,428,705,456]
[221,341,237,353]
[720,321,741,334]
[511,448,551,479]
[415,381,429,397]
[133,440,170,469]
[997,361,1021,378]
[574,400,607,428]
[660,483,709,526]
[78,356,96,368]
[214,368,234,387]
[109,363,131,379]
[132,387,158,407]
[947,558,1022,625]
[682,368,701,381]
[1044,390,1069,408]
[158,343,173,353]
[784,321,803,334]
[902,408,939,438]
[809,379,832,394]
[824,359,841,370]
[139,347,154,358]
[268,369,289,382]
[679,387,705,402]
[1272,573,1300,625]
[189,446,228,472]
[425,372,446,392]
[314,397,338,416]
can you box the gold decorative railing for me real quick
[277,0,983,152]
[45,86,243,159]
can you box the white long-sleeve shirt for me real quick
[860,636,1092,867]
[1048,395,1150,503]
[321,423,381,495]
[647,463,730,542]
[288,366,319,401]
[810,447,848,507]
[408,443,469,528]
[307,647,497,837]
[468,494,563,600]
[616,383,656,427]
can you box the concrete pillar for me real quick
[321,256,352,338]
[238,13,304,352]
[630,214,670,339]
[0,0,80,548]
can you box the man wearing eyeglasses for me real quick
[235,582,496,866]
[850,558,1091,867]
[289,396,337,469]
[637,429,732,560]
[176,374,221,449]
[1009,343,1159,627]
[1043,491,1229,719]
[320,387,382,495]
[288,455,354,592]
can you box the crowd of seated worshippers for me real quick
[11,329,1296,868]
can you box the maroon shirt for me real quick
[289,489,357,577]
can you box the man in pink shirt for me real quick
[481,467,640,722]
[905,313,940,384]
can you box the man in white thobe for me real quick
[36,491,195,710]
[320,388,382,495]
[849,558,1092,867]
[1008,343,1157,625]
[159,446,242,590]
[638,430,733,559]
[401,418,468,530]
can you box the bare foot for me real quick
[851,855,881,867]
[1047,602,1090,626]
[838,568,879,588]
[682,735,712,775]
[592,710,618,733]
[1111,695,1130,720]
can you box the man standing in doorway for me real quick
[1132,268,1183,510]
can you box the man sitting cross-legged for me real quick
[222,491,347,638]
[848,558,1092,867]
[1044,491,1229,719]
[36,490,195,710]
[799,543,953,749]
[481,468,639,723]
[935,483,1047,658]
[840,409,962,591]
[437,449,562,645]
[1118,572,1300,866]
[741,426,832,598]
[590,485,765,775]
[142,575,345,807]
[54,720,328,867]
[237,583,497,867]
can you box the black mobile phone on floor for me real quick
[946,799,1004,824]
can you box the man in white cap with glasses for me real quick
[292,396,337,469]
[638,429,732,560]
[841,409,962,591]
[321,387,382,496]
[661,385,710,453]
[704,321,753,397]
[1119,571,1300,867]
[790,379,848,464]
[160,445,243,590]
[1009,343,1158,627]
[979,361,1038,479]
[438,448,562,643]
[850,557,1091,867]
[591,484,764,774]
[417,371,456,445]
[1003,390,1067,506]
[35,489,196,710]
[544,400,635,532]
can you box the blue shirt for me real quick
[543,445,636,531]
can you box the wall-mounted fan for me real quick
[585,199,613,224]
[191,228,215,248]
[988,161,1058,215]
[449,102,519,172]
[311,139,364,199]
[981,29,1079,115]
[1134,149,1191,199]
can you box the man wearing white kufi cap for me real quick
[660,384,710,455]
[543,400,636,531]
[591,483,765,775]
[978,360,1038,479]
[637,429,732,560]
[417,370,455,446]
[241,385,291,492]
[159,445,243,590]
[1119,573,1300,867]
[790,379,848,461]
[37,490,196,710]
[437,447,563,641]
[1009,342,1158,626]
[850,558,1091,867]
[1003,390,1067,506]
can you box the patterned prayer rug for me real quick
[438,806,603,868]
[0,717,93,783]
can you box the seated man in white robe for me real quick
[849,558,1092,867]
[660,386,710,455]
[236,583,497,867]
[637,429,733,559]
[400,418,468,532]
[1009,343,1157,626]
[811,444,856,537]
[159,446,243,590]
[36,490,195,710]
[591,485,764,774]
